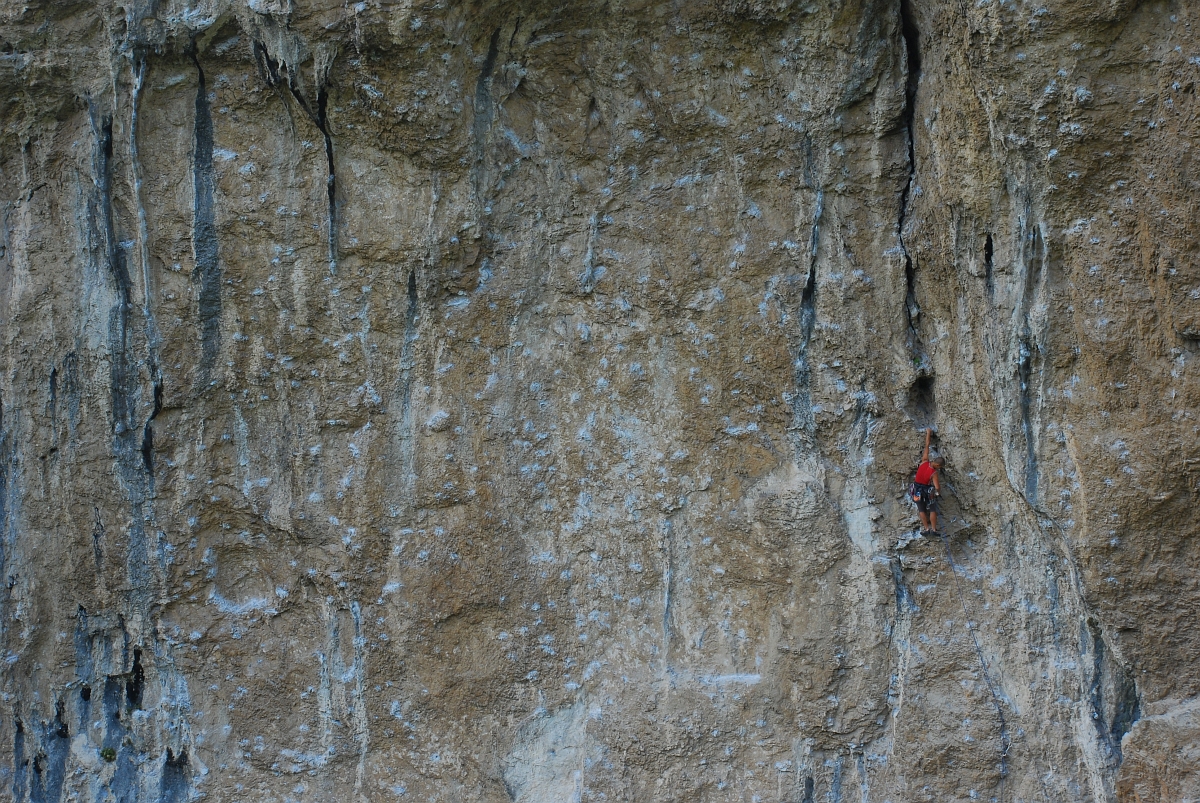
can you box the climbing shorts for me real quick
[909,481,939,514]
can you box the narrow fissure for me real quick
[660,518,675,663]
[256,40,338,274]
[474,29,501,154]
[396,268,421,500]
[140,377,162,477]
[125,648,144,709]
[129,52,159,353]
[1018,219,1042,502]
[91,508,104,567]
[1018,341,1037,500]
[898,0,922,342]
[984,232,994,296]
[13,719,26,803]
[282,71,338,272]
[90,107,144,480]
[1087,619,1141,765]
[94,115,132,306]
[129,51,164,484]
[791,136,822,437]
[190,51,222,376]
[316,86,337,271]
[399,269,419,392]
[32,702,70,802]
[793,253,819,430]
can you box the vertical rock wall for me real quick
[0,0,1196,800]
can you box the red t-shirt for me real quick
[914,461,936,485]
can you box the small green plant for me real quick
[100,747,116,763]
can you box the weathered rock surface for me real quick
[0,0,1197,800]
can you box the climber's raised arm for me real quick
[922,427,932,463]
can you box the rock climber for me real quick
[909,427,944,536]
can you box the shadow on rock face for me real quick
[906,375,936,429]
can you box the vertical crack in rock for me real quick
[190,52,222,378]
[350,601,370,799]
[1086,618,1141,766]
[101,672,138,800]
[89,104,155,576]
[580,212,603,295]
[73,607,94,690]
[30,700,70,803]
[12,719,26,803]
[88,109,135,435]
[660,517,675,667]
[395,269,421,506]
[129,51,158,352]
[141,377,162,477]
[47,367,57,442]
[791,135,821,438]
[469,27,501,286]
[317,85,337,271]
[1018,212,1042,503]
[472,27,501,196]
[61,352,80,440]
[898,0,922,346]
[983,232,995,298]
[254,40,340,274]
[890,557,916,619]
[85,87,164,769]
[90,509,104,568]
[0,389,10,590]
[130,51,162,478]
[887,557,918,745]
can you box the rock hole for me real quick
[126,649,144,709]
[54,701,68,738]
[140,424,154,477]
[162,747,191,803]
[907,375,937,427]
[80,685,91,702]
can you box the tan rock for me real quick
[0,0,1195,800]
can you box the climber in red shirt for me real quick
[909,427,945,535]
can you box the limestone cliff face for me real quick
[0,1,1196,800]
